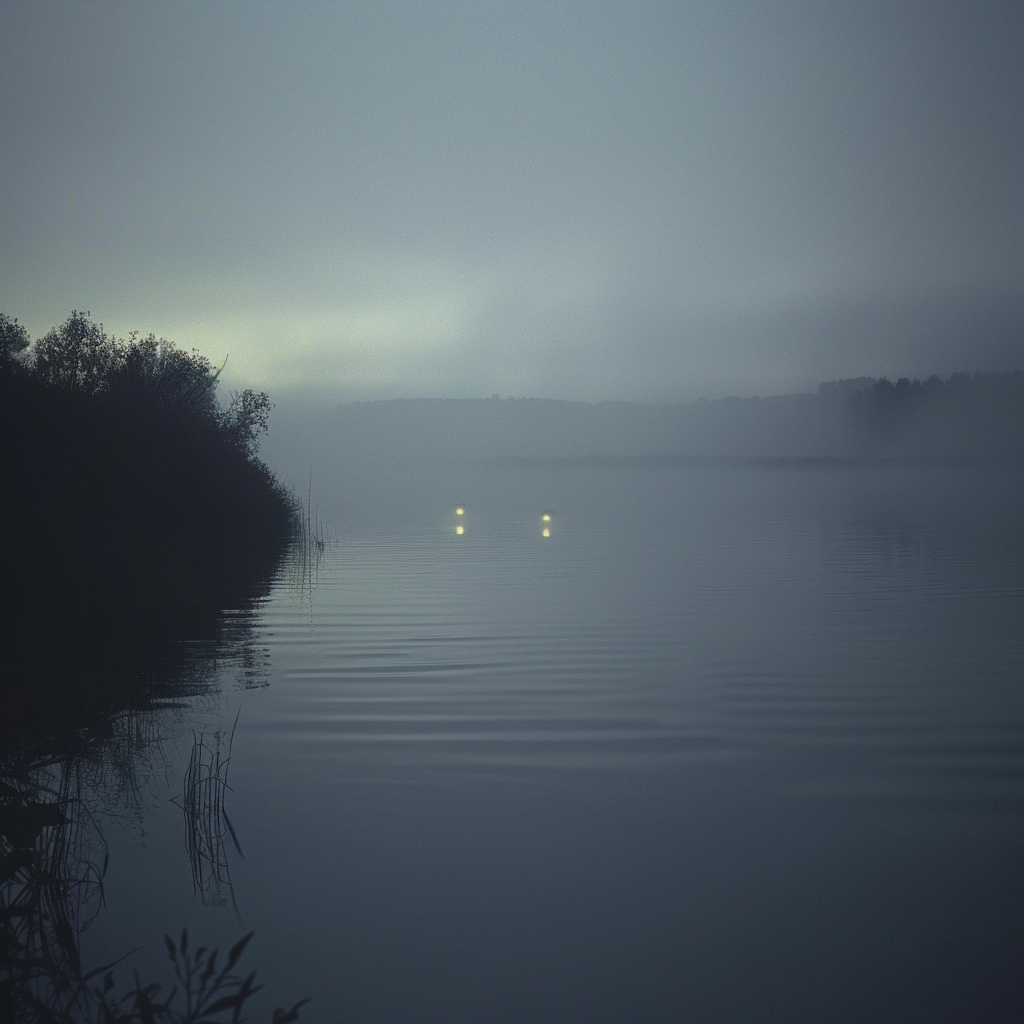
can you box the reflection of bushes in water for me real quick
[1,705,309,1022]
[0,587,303,1018]
[0,689,211,1012]
[0,600,277,1016]
[0,629,224,770]
[0,565,296,1018]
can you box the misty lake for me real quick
[73,458,1024,1021]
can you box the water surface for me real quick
[81,459,1024,1022]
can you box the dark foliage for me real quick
[0,312,298,718]
[1,669,310,1022]
[1,312,306,1018]
[1,313,31,367]
[847,370,1024,459]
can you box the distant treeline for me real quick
[840,371,1024,458]
[266,370,1024,468]
[1,312,296,698]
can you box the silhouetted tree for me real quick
[30,310,120,393]
[221,387,273,458]
[0,312,30,378]
[105,332,224,423]
[22,312,274,458]
[0,312,30,357]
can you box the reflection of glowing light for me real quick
[455,506,465,516]
[542,527,550,538]
[455,524,464,535]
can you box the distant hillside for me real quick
[264,372,1024,470]
[846,371,1024,460]
[320,391,862,461]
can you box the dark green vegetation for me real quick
[2,312,306,1022]
[1,311,296,715]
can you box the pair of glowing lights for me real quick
[454,506,553,537]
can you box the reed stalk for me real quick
[173,712,243,918]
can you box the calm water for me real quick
[81,459,1024,1022]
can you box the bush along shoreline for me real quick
[1,314,309,1020]
[1,311,298,708]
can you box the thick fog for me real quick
[3,1,1022,403]
[259,373,1024,497]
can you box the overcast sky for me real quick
[2,0,1022,401]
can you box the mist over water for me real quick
[69,451,1024,1023]
[5,0,1024,1013]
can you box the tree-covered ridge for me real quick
[843,370,1024,458]
[846,370,1024,415]
[304,371,1024,465]
[1,311,296,692]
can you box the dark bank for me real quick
[1,311,295,700]
[1,311,307,1021]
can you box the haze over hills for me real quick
[261,372,1024,478]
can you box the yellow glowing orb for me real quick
[541,512,552,521]
[455,506,465,516]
